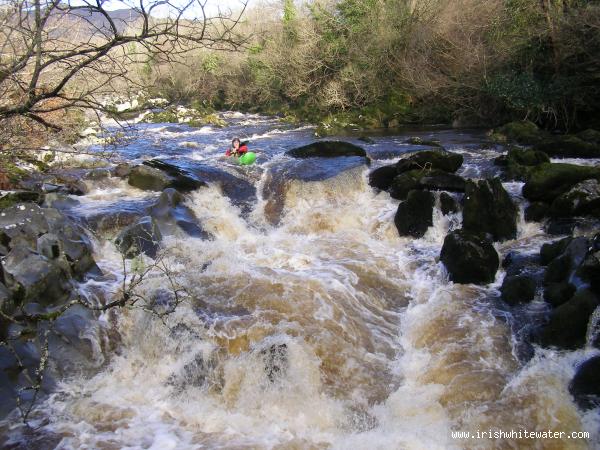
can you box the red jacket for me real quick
[226,144,248,156]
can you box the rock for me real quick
[394,190,435,238]
[577,250,600,295]
[538,289,600,349]
[463,178,518,241]
[0,203,97,281]
[406,137,443,148]
[506,148,551,166]
[501,274,536,306]
[540,237,572,265]
[491,121,545,145]
[525,202,549,222]
[396,149,463,174]
[544,282,576,307]
[114,163,132,178]
[418,172,466,192]
[85,168,111,180]
[550,179,600,218]
[496,148,551,181]
[389,170,421,200]
[577,129,600,145]
[440,230,499,285]
[569,355,600,410]
[534,135,600,158]
[522,163,600,203]
[260,343,288,383]
[148,188,209,238]
[543,237,589,284]
[1,246,71,304]
[86,209,143,236]
[440,192,459,215]
[368,165,398,190]
[128,165,172,191]
[115,216,162,258]
[0,191,44,209]
[129,161,206,192]
[143,160,207,192]
[286,141,367,158]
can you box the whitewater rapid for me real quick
[2,115,598,449]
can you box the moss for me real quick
[490,121,545,145]
[522,163,600,202]
[144,110,179,123]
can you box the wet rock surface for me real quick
[286,141,367,158]
[394,190,435,238]
[463,178,518,242]
[440,230,500,285]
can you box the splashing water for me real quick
[1,115,597,450]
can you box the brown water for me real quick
[2,114,598,449]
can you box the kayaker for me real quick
[225,138,248,157]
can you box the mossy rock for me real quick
[534,135,600,158]
[396,149,463,174]
[522,163,600,203]
[496,148,550,181]
[490,121,545,145]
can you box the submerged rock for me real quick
[569,355,600,410]
[440,230,499,285]
[394,190,435,238]
[463,178,518,242]
[286,141,367,158]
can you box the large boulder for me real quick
[129,160,206,192]
[537,289,600,349]
[550,179,600,218]
[128,165,172,191]
[418,172,466,192]
[440,230,499,285]
[0,203,96,280]
[543,282,576,307]
[115,216,162,258]
[500,274,536,306]
[534,135,600,158]
[522,163,600,203]
[396,149,463,174]
[286,141,367,158]
[389,170,421,200]
[1,246,71,304]
[394,190,435,238]
[495,148,550,181]
[368,165,398,190]
[569,356,600,410]
[542,237,589,285]
[491,121,545,145]
[463,178,518,241]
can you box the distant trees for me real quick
[0,0,248,136]
[149,0,600,130]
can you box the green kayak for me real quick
[238,152,257,165]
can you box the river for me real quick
[2,112,599,449]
